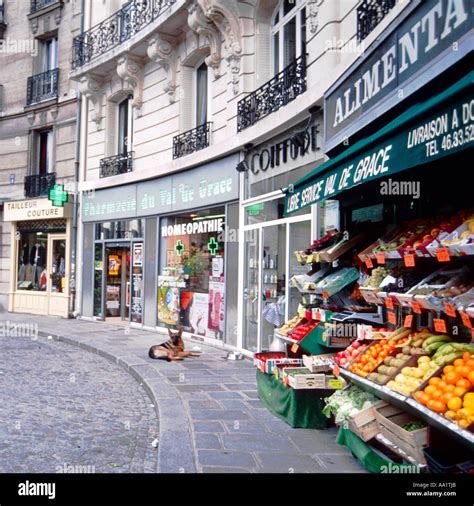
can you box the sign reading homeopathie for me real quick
[4,198,73,221]
[82,154,239,222]
[324,0,472,149]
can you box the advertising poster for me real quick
[208,276,225,332]
[189,293,210,337]
[131,243,143,323]
[157,276,180,325]
[108,255,120,276]
[106,285,120,309]
[133,243,143,266]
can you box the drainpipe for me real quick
[69,0,85,317]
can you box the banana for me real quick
[449,343,474,353]
[422,335,452,349]
[425,341,450,354]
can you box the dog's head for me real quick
[168,327,183,346]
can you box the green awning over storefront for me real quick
[284,72,474,216]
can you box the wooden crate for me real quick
[375,407,429,465]
[347,400,398,442]
[285,368,326,389]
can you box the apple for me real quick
[352,341,361,349]
[340,358,348,366]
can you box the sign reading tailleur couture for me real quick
[325,0,472,149]
[285,86,474,215]
[82,154,239,222]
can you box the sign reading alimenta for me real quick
[285,88,474,215]
[325,0,472,149]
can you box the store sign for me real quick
[82,154,239,222]
[285,85,474,215]
[4,198,73,222]
[161,218,224,237]
[325,0,473,148]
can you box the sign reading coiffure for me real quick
[325,0,472,149]
[82,154,239,222]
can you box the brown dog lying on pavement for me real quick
[148,328,201,361]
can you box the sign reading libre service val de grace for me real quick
[285,85,474,215]
[325,0,472,148]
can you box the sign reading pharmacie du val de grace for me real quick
[325,0,473,150]
[82,154,239,222]
[285,77,474,216]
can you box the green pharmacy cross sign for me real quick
[175,240,185,257]
[49,184,69,207]
[207,237,219,256]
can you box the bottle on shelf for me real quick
[269,255,274,269]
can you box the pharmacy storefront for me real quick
[4,197,73,317]
[81,154,239,347]
[239,115,327,353]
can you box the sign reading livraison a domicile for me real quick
[324,0,472,150]
[82,154,239,222]
[4,198,73,221]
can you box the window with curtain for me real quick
[117,96,132,154]
[271,0,306,74]
[42,37,58,72]
[195,62,208,127]
[36,130,53,175]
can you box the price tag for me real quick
[443,303,456,318]
[460,311,472,329]
[290,343,299,353]
[404,314,413,328]
[433,318,447,333]
[387,311,397,325]
[365,257,374,269]
[411,300,422,314]
[332,364,341,377]
[376,252,385,265]
[404,253,415,267]
[436,248,450,262]
[385,297,394,310]
[312,308,321,321]
[322,291,329,300]
[305,310,312,320]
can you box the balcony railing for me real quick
[0,2,6,40]
[72,0,176,69]
[357,0,397,42]
[24,173,56,198]
[26,69,59,106]
[30,0,59,14]
[237,54,307,132]
[99,151,134,178]
[173,123,211,159]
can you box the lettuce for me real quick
[322,385,379,422]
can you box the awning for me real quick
[284,71,474,216]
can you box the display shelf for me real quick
[339,369,474,449]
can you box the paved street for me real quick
[0,313,365,473]
[0,332,159,473]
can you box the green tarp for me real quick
[256,369,330,429]
[337,427,416,474]
[285,71,474,215]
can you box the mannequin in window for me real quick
[30,242,46,285]
[18,243,29,283]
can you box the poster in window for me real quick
[108,255,120,276]
[189,292,210,337]
[157,276,180,325]
[133,243,143,267]
[106,285,120,309]
[208,275,225,332]
[131,242,143,323]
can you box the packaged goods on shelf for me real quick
[303,353,336,372]
[254,352,303,374]
[311,267,360,297]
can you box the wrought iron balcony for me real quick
[24,173,56,198]
[0,1,6,40]
[72,0,176,69]
[237,54,307,132]
[357,0,397,42]
[99,151,134,178]
[26,69,59,106]
[30,0,59,14]
[173,123,211,159]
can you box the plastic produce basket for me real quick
[423,446,474,474]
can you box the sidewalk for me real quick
[0,313,365,473]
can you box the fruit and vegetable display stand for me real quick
[253,200,474,473]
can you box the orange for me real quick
[431,400,447,413]
[465,359,474,368]
[443,365,455,375]
[456,378,471,390]
[443,392,455,402]
[414,391,425,404]
[468,371,474,384]
[444,384,455,392]
[431,389,444,400]
[453,386,467,397]
[444,372,460,385]
[424,385,437,396]
[427,399,437,411]
[459,366,470,378]
[453,359,465,367]
[447,397,463,411]
[437,381,448,391]
[445,410,457,420]
[419,392,430,406]
[428,377,441,386]
[454,365,464,376]
[462,352,471,362]
[458,419,470,429]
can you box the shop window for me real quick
[117,95,133,154]
[95,219,143,240]
[17,232,48,291]
[157,207,226,339]
[31,129,53,175]
[271,0,306,74]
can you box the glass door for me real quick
[47,234,67,314]
[242,229,260,352]
[105,245,131,321]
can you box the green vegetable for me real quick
[402,421,426,432]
